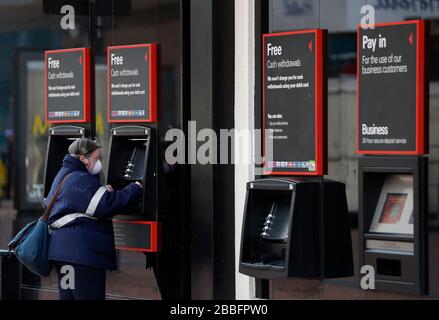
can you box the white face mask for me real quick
[89,159,102,175]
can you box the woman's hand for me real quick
[105,185,114,192]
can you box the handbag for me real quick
[8,173,72,277]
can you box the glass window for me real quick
[267,0,439,298]
[0,0,184,300]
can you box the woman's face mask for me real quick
[80,149,102,175]
[88,158,102,175]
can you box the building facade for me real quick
[1,0,439,300]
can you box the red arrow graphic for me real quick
[145,53,148,61]
[79,56,83,65]
[308,40,313,53]
[409,32,413,46]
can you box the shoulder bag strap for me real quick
[40,172,74,222]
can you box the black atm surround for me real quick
[358,156,429,295]
[239,178,353,280]
[42,125,86,202]
[106,125,157,220]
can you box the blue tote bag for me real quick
[8,173,72,277]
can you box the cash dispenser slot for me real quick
[239,178,353,280]
[43,126,85,201]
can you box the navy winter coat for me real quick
[46,154,143,270]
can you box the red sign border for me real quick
[262,29,328,176]
[44,47,91,124]
[113,220,160,253]
[356,20,428,155]
[107,43,158,123]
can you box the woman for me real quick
[46,138,143,300]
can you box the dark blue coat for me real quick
[46,155,143,270]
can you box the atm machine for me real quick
[357,20,429,294]
[106,44,160,254]
[105,125,158,252]
[43,48,91,202]
[240,178,353,279]
[240,29,353,282]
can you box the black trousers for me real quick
[55,262,106,300]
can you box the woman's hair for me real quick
[68,138,102,158]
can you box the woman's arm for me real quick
[91,183,143,219]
